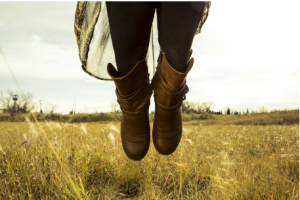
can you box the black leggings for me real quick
[106,2,205,76]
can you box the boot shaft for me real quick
[158,52,194,91]
[107,60,152,112]
[107,60,149,97]
[152,52,193,107]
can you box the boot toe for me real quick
[122,139,150,161]
[153,131,182,155]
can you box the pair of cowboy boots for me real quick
[107,51,194,160]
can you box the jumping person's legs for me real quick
[151,2,206,155]
[106,2,207,158]
[106,2,156,160]
[106,2,156,76]
[157,2,205,72]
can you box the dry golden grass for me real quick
[0,120,298,199]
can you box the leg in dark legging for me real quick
[157,2,205,72]
[106,2,156,76]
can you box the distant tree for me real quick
[226,108,231,115]
[45,102,59,114]
[182,101,191,114]
[246,108,249,114]
[201,101,213,113]
[195,101,202,113]
[183,100,216,114]
[110,102,119,113]
[0,90,36,114]
[182,101,198,114]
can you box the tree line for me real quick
[0,90,273,115]
[182,101,268,115]
[0,90,58,114]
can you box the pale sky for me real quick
[0,1,299,114]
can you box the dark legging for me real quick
[106,2,205,76]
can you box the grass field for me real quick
[0,114,299,199]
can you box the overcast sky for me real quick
[0,1,299,114]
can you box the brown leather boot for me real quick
[107,60,153,160]
[151,51,193,155]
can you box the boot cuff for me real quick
[159,52,194,90]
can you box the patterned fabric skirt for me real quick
[74,1,211,81]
